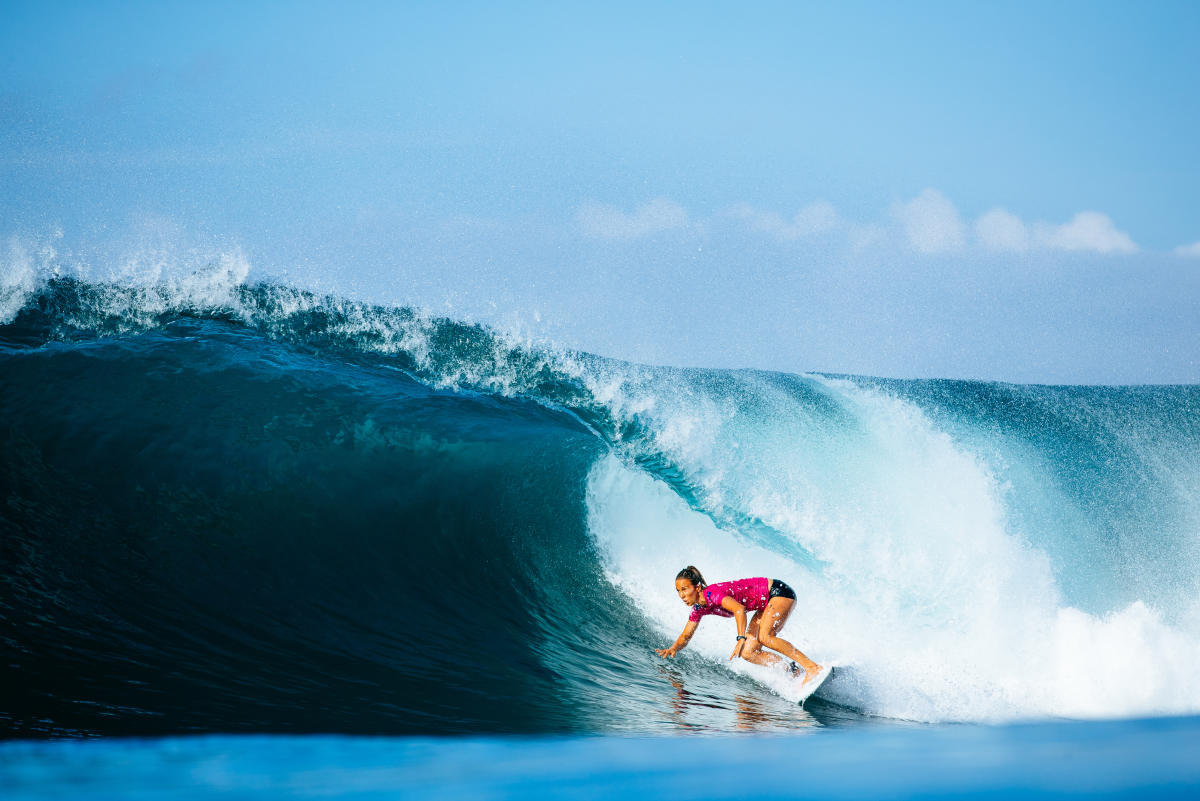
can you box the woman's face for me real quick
[675,578,702,606]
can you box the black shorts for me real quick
[768,579,796,601]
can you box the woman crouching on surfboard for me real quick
[656,565,824,685]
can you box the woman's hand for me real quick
[720,597,748,661]
[659,622,696,659]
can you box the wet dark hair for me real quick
[675,565,706,588]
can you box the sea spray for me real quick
[585,372,1200,721]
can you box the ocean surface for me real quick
[3,267,1199,796]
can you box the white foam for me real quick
[1,235,52,324]
[583,371,1200,723]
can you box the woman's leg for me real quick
[753,597,822,682]
[738,609,783,668]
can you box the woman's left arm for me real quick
[720,596,748,660]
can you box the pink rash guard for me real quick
[688,577,771,623]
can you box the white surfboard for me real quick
[795,664,834,704]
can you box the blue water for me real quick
[2,271,1199,795]
[3,718,1200,799]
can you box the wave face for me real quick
[2,272,1200,736]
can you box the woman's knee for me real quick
[759,634,783,651]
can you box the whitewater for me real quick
[2,248,1200,738]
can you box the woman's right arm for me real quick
[656,621,699,658]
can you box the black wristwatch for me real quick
[736,635,747,641]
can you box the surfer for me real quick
[656,566,824,686]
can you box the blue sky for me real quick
[2,0,1198,382]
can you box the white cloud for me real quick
[892,188,966,254]
[1034,211,1137,254]
[729,200,839,240]
[849,222,887,252]
[728,203,786,235]
[576,198,689,240]
[1172,241,1200,258]
[975,208,1030,252]
[972,207,1138,256]
[792,200,840,236]
[575,192,1149,258]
